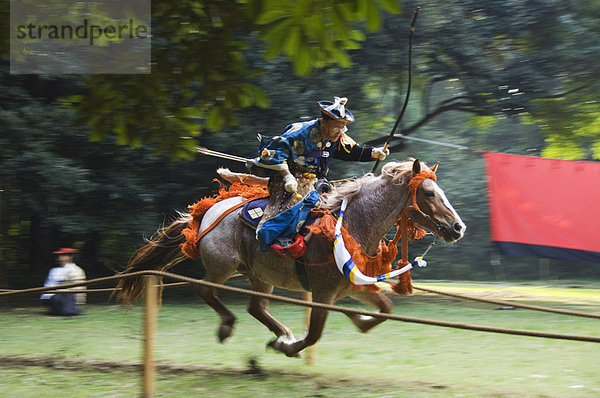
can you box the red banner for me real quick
[484,152,600,262]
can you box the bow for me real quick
[371,7,420,174]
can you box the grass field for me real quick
[1,281,599,397]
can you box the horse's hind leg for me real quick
[194,277,236,343]
[246,275,293,338]
[346,289,392,333]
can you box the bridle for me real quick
[390,169,442,265]
[405,169,444,233]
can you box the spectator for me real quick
[40,248,86,316]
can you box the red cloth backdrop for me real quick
[484,152,600,262]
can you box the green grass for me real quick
[1,282,599,397]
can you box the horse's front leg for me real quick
[346,289,392,333]
[247,275,294,339]
[268,305,330,358]
[268,286,336,358]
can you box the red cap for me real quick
[53,248,79,254]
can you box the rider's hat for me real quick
[318,97,355,123]
[53,248,78,255]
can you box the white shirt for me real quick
[63,262,87,305]
[64,262,86,283]
[40,266,67,299]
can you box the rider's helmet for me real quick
[318,96,355,123]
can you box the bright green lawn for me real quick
[1,281,599,397]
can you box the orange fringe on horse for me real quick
[181,181,269,259]
[182,173,430,295]
[307,213,425,295]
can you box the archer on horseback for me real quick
[251,96,389,192]
[248,96,389,254]
[117,8,459,358]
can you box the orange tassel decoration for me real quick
[309,168,435,295]
[389,168,436,295]
[307,214,399,292]
[393,263,413,295]
[181,181,268,259]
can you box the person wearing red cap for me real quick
[40,248,86,315]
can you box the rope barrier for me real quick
[0,281,190,294]
[2,270,598,343]
[5,274,598,319]
[412,285,600,319]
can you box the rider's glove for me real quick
[283,173,298,193]
[371,146,390,160]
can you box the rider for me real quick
[251,96,389,254]
[251,96,389,193]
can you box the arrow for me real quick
[195,146,252,163]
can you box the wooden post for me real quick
[304,292,316,365]
[143,276,158,398]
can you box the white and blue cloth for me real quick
[334,198,426,285]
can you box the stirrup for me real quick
[270,234,306,259]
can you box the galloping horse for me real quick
[117,159,465,357]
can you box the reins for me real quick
[392,168,438,266]
[309,167,440,280]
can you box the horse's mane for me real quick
[320,160,421,213]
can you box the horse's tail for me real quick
[115,213,190,304]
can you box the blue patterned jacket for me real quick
[255,119,374,177]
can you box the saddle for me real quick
[239,197,269,229]
[239,197,318,259]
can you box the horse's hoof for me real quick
[266,335,300,357]
[266,342,300,358]
[218,325,234,342]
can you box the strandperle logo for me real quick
[10,0,150,74]
[15,19,149,45]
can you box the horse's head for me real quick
[407,159,466,243]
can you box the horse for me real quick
[116,159,465,357]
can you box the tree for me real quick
[56,0,600,161]
[3,1,599,158]
[357,1,598,158]
[2,0,600,285]
[69,0,402,159]
[0,66,218,284]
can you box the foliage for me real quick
[362,0,600,160]
[67,0,402,158]
[3,0,600,158]
[0,66,217,281]
[2,0,600,284]
[523,95,600,160]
